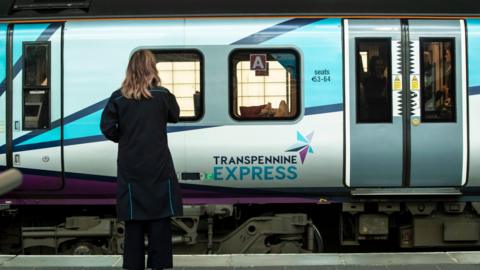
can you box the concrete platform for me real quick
[1,252,480,269]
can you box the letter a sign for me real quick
[250,54,267,71]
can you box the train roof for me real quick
[0,0,479,21]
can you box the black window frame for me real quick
[419,37,456,123]
[149,49,205,122]
[22,41,51,130]
[354,37,393,124]
[228,48,301,121]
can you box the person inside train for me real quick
[441,45,453,108]
[256,100,289,118]
[362,55,388,122]
[423,50,436,112]
[274,100,289,117]
[100,49,183,270]
[40,73,48,86]
[431,43,453,120]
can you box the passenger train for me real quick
[1,0,480,255]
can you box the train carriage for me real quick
[1,0,480,254]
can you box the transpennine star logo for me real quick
[286,131,314,164]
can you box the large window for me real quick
[153,51,203,120]
[22,42,50,130]
[420,39,455,122]
[230,49,300,120]
[355,39,392,123]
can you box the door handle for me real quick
[181,172,201,180]
[14,121,20,131]
[14,154,20,166]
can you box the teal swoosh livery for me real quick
[468,19,480,89]
[264,19,343,108]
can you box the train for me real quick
[1,0,480,255]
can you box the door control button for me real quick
[412,118,420,126]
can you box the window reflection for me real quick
[356,39,392,123]
[22,42,51,130]
[24,44,49,88]
[421,39,455,122]
[230,51,299,120]
[153,52,202,119]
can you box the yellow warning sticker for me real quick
[393,74,402,91]
[411,75,420,91]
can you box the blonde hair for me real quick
[121,50,161,100]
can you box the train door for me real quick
[408,20,467,187]
[345,20,403,187]
[0,24,7,169]
[7,23,63,190]
[345,19,467,188]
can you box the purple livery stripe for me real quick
[1,176,321,205]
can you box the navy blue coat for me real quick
[100,87,183,221]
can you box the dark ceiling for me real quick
[1,0,479,21]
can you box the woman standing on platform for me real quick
[100,49,183,270]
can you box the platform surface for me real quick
[1,252,480,269]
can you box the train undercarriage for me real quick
[1,201,480,255]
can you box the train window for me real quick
[420,39,455,122]
[230,49,300,120]
[22,42,50,130]
[23,42,50,88]
[153,51,203,120]
[355,39,392,123]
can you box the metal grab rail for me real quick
[0,168,23,196]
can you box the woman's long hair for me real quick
[121,50,161,100]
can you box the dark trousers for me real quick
[123,218,172,270]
